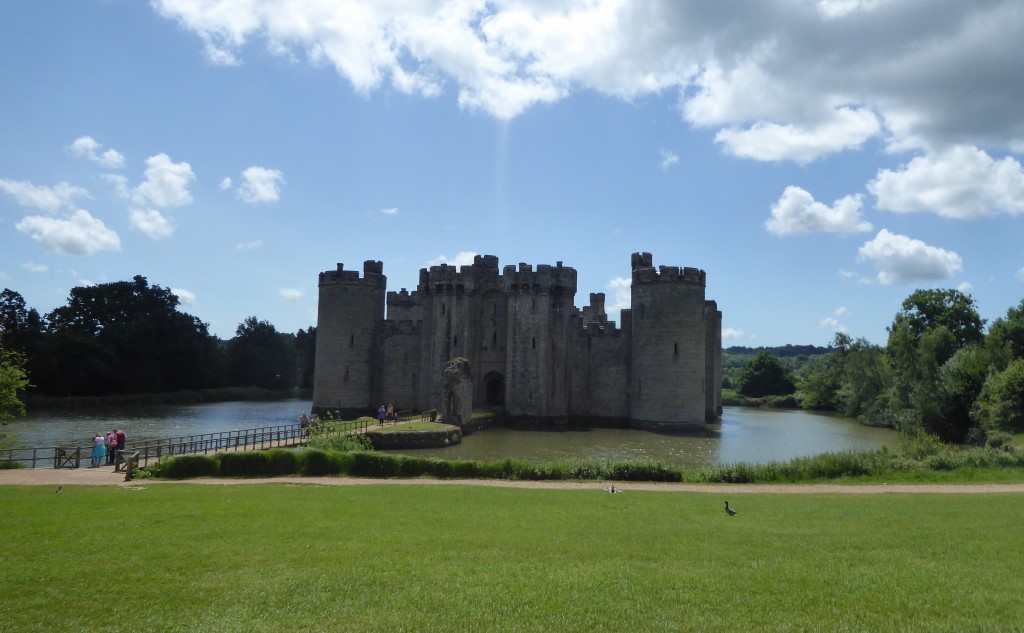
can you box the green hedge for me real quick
[145,443,1024,483]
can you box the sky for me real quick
[1,0,1023,347]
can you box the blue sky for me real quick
[1,0,1022,346]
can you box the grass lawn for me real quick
[371,422,454,433]
[2,483,1023,632]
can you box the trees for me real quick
[0,345,29,422]
[738,350,796,398]
[42,276,221,395]
[226,317,297,390]
[884,289,987,440]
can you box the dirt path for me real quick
[2,467,1023,494]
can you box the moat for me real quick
[9,402,897,468]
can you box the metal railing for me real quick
[1,417,377,469]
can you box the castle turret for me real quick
[312,260,385,417]
[629,253,707,430]
[503,261,577,424]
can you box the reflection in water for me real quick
[7,402,897,468]
[386,407,898,468]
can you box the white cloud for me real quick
[235,239,263,251]
[834,306,848,316]
[237,166,284,204]
[15,210,121,256]
[219,177,233,190]
[427,251,479,267]
[765,186,872,235]
[380,207,399,216]
[68,136,125,169]
[605,276,631,314]
[722,327,744,340]
[102,174,131,199]
[151,2,1024,157]
[957,281,973,293]
[1017,267,1024,282]
[129,209,175,240]
[856,229,962,285]
[659,150,679,171]
[171,287,196,306]
[839,268,874,284]
[20,262,48,273]
[819,316,848,333]
[0,179,89,212]
[279,287,304,301]
[869,146,1024,219]
[132,153,196,208]
[715,107,881,164]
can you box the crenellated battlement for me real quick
[503,260,578,293]
[416,254,503,294]
[632,263,705,286]
[319,260,387,288]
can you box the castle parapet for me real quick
[319,261,386,288]
[503,260,578,293]
[632,264,705,286]
[386,288,421,321]
[417,254,502,294]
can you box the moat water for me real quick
[6,401,897,467]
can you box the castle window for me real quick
[532,337,536,349]
[442,304,446,315]
[453,335,458,347]
[674,342,678,357]
[531,298,536,311]
[344,366,350,382]
[350,334,355,347]
[640,305,645,319]
[493,304,498,317]
[492,332,497,346]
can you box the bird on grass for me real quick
[604,484,621,494]
[724,501,737,516]
[55,486,62,494]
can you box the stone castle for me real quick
[312,252,722,431]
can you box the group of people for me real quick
[377,403,398,425]
[90,428,126,468]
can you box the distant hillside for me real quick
[722,344,834,372]
[724,344,833,358]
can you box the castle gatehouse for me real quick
[312,252,722,431]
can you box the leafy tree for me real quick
[891,289,985,350]
[932,345,993,442]
[295,326,316,389]
[43,276,221,395]
[1,345,30,451]
[885,289,985,437]
[972,358,1024,437]
[738,350,796,398]
[226,317,297,390]
[0,345,29,421]
[986,298,1024,364]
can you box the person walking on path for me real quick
[91,432,106,468]
[377,405,386,426]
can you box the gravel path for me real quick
[2,467,1023,494]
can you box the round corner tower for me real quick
[312,260,386,417]
[629,252,707,429]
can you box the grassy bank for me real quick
[24,387,313,410]
[2,484,1022,632]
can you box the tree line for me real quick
[0,277,316,399]
[733,289,1024,446]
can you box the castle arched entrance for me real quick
[484,371,505,406]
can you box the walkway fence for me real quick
[1,417,381,470]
